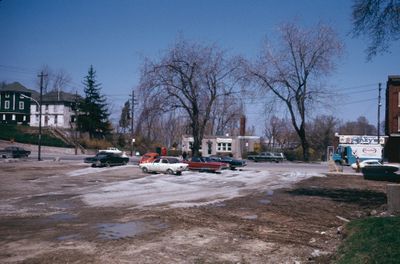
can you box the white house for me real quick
[182,135,260,158]
[29,90,78,129]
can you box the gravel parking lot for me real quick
[0,159,388,263]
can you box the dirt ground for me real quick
[0,160,390,264]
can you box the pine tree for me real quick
[77,65,111,139]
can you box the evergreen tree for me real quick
[119,100,131,133]
[77,65,111,139]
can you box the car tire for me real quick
[123,161,128,165]
[176,171,182,176]
[166,169,174,175]
[105,162,111,167]
[142,167,148,173]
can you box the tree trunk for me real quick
[298,127,310,161]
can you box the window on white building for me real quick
[35,104,39,112]
[54,115,58,124]
[19,101,24,110]
[4,100,10,109]
[217,142,232,152]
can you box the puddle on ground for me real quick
[96,220,168,240]
[212,202,226,207]
[258,199,271,205]
[242,215,258,220]
[57,234,81,241]
[266,190,274,196]
[46,212,77,222]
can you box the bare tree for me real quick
[264,115,294,150]
[209,95,244,136]
[52,69,72,93]
[352,0,400,60]
[339,116,377,135]
[308,115,339,160]
[247,22,343,161]
[138,39,240,156]
[37,66,71,94]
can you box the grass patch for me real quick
[336,216,400,263]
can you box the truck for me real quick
[332,134,385,165]
[0,146,31,158]
[247,152,285,162]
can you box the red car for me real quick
[185,157,229,173]
[139,152,160,164]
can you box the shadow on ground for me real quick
[287,188,387,207]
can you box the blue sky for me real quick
[0,0,399,135]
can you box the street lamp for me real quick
[21,94,42,161]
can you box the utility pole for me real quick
[74,91,78,155]
[378,82,382,163]
[38,71,47,161]
[130,89,135,156]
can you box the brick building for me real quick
[385,75,400,162]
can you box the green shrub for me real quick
[336,217,400,264]
[0,124,71,147]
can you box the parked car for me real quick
[139,157,189,175]
[0,146,31,158]
[84,152,129,167]
[185,157,229,173]
[139,152,160,164]
[208,155,246,170]
[247,152,285,162]
[362,164,399,182]
[350,159,382,170]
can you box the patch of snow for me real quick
[81,169,324,209]
[66,165,136,177]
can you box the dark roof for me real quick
[0,82,38,96]
[41,90,78,103]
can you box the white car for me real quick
[351,159,381,170]
[139,157,188,175]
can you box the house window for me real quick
[23,115,26,121]
[19,101,24,110]
[4,100,10,109]
[398,116,400,132]
[35,104,39,112]
[398,92,400,107]
[5,93,10,98]
[217,142,232,152]
[2,114,5,120]
[45,104,49,111]
[54,115,58,124]
[12,114,15,121]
